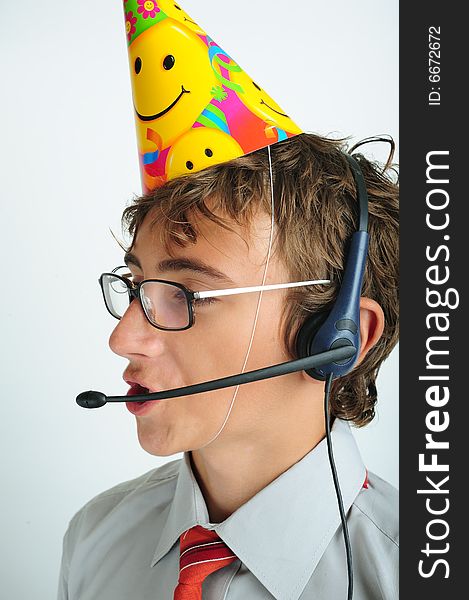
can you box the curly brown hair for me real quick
[120,133,399,427]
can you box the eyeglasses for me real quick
[99,267,331,331]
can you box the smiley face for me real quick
[166,128,244,180]
[230,69,302,135]
[157,0,207,35]
[129,18,218,151]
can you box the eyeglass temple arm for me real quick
[195,280,331,299]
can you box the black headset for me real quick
[296,152,369,380]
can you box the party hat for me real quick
[123,0,303,192]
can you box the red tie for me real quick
[173,525,238,600]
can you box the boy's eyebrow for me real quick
[123,252,235,285]
[123,252,141,269]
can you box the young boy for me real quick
[57,132,399,599]
[58,1,398,597]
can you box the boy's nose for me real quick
[109,298,165,359]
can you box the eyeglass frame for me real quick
[98,267,331,332]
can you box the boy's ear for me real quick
[356,297,385,366]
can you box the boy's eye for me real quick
[171,288,187,303]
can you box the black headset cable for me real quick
[324,372,353,600]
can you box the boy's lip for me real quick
[126,383,148,397]
[125,396,162,416]
[124,378,163,416]
[123,375,158,395]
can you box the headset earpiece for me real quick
[295,311,329,376]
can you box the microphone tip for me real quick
[76,391,107,409]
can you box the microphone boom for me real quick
[76,345,356,409]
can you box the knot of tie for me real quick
[173,525,238,599]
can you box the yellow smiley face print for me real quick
[230,69,302,135]
[166,128,244,180]
[158,0,207,35]
[129,18,218,152]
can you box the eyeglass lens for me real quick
[101,274,191,330]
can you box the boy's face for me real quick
[109,206,299,456]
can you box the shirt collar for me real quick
[152,419,366,600]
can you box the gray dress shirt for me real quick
[57,419,398,600]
